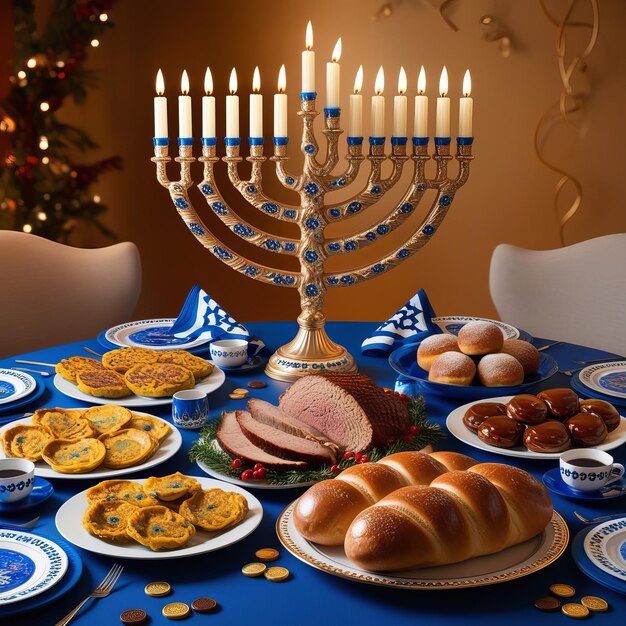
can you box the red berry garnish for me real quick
[402,435,413,442]
[330,464,339,473]
[359,456,369,463]
[409,425,421,435]
[343,451,354,460]
[252,468,267,479]
[241,469,253,481]
[354,453,363,462]
[253,463,264,471]
[231,458,242,469]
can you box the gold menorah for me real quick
[152,93,473,382]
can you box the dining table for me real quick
[0,320,625,626]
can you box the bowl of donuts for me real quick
[389,320,558,400]
[446,388,626,459]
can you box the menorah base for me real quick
[264,312,357,382]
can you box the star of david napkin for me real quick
[169,284,265,356]
[361,288,438,356]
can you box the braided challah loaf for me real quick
[345,463,553,571]
[293,451,478,545]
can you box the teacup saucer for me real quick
[542,468,626,500]
[214,356,265,373]
[0,477,54,512]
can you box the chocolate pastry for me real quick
[536,388,580,420]
[477,416,525,448]
[463,402,507,432]
[523,420,571,453]
[580,399,621,433]
[564,413,608,447]
[507,394,548,425]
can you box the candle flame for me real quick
[156,69,164,95]
[375,66,384,95]
[332,37,342,62]
[439,66,448,97]
[305,21,313,50]
[417,66,426,95]
[181,70,190,95]
[354,65,363,94]
[278,64,286,93]
[398,66,407,95]
[204,67,213,95]
[253,66,261,93]
[463,69,471,97]
[229,68,238,94]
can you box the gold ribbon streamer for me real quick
[535,0,599,245]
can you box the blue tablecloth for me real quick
[1,321,625,625]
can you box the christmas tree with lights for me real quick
[0,0,120,241]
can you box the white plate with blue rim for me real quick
[0,530,68,606]
[578,361,626,400]
[0,370,37,407]
[99,319,210,353]
[431,316,525,341]
[583,516,626,582]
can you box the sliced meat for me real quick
[235,410,336,466]
[247,398,339,454]
[279,373,410,452]
[216,411,307,469]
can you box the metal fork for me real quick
[537,341,562,352]
[0,516,40,530]
[12,366,52,377]
[574,511,622,524]
[83,347,103,357]
[573,357,623,366]
[54,563,124,626]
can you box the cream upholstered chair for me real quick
[0,231,141,358]
[489,234,626,356]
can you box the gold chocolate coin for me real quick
[550,583,576,598]
[264,566,290,582]
[162,602,190,620]
[229,393,247,400]
[242,562,267,577]
[580,596,608,612]
[561,603,589,619]
[533,596,561,612]
[255,548,280,561]
[144,581,171,597]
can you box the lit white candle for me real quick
[302,21,315,93]
[371,66,385,137]
[326,37,341,108]
[250,66,263,138]
[226,68,239,138]
[459,69,473,137]
[414,66,428,137]
[393,66,407,137]
[436,66,450,138]
[202,67,215,139]
[178,70,192,138]
[348,65,363,137]
[154,69,167,138]
[274,64,287,137]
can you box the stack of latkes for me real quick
[55,348,214,398]
[82,472,248,550]
[1,405,170,473]
[417,321,541,387]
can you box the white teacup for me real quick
[210,339,249,368]
[0,458,35,503]
[559,449,625,493]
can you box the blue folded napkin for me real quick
[169,285,265,356]
[361,288,439,356]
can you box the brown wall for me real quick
[64,0,626,325]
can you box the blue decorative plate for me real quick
[430,316,522,340]
[0,383,47,420]
[215,356,265,373]
[98,318,211,354]
[0,537,82,618]
[542,468,626,500]
[584,516,626,582]
[389,344,558,400]
[0,370,36,407]
[570,372,626,408]
[578,361,626,400]
[0,477,54,512]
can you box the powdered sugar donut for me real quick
[417,334,461,371]
[457,321,504,356]
[428,352,476,386]
[477,353,524,387]
[500,339,540,376]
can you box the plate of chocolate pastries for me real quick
[446,388,626,459]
